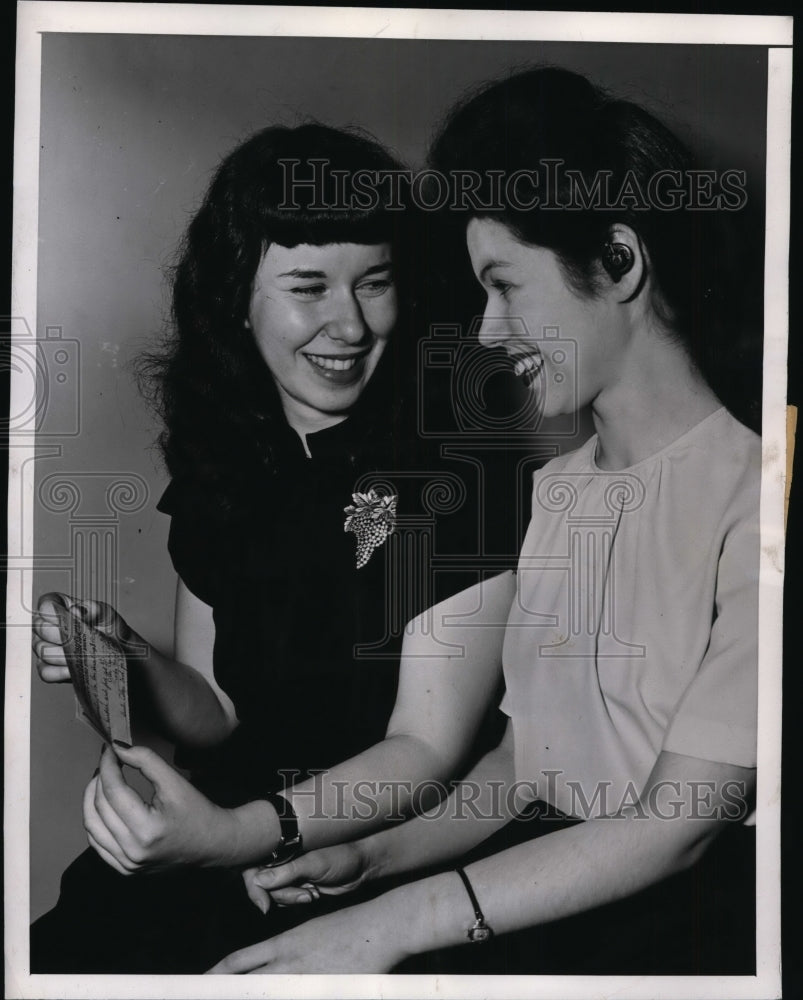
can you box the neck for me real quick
[279,397,349,457]
[591,331,721,471]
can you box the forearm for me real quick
[373,808,716,960]
[355,730,517,880]
[231,731,510,870]
[285,733,457,851]
[284,572,515,851]
[126,631,235,749]
[361,753,756,961]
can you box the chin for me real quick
[312,390,363,417]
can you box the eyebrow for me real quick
[276,268,326,279]
[479,260,512,282]
[276,261,393,280]
[361,261,393,277]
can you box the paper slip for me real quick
[52,602,132,747]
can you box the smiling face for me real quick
[248,242,397,437]
[467,218,628,420]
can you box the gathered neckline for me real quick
[588,407,728,475]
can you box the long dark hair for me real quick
[141,123,414,513]
[428,66,761,429]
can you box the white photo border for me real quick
[6,4,791,999]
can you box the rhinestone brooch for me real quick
[343,488,398,569]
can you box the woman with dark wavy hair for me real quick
[30,122,496,972]
[212,66,759,976]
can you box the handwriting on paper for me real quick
[53,603,132,747]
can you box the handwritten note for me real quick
[53,603,132,746]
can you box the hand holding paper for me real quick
[84,744,269,875]
[33,593,133,746]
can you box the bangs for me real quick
[227,123,410,253]
[255,204,403,250]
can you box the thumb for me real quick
[243,875,271,915]
[78,599,131,640]
[75,597,109,623]
[252,857,308,890]
[270,886,318,906]
[110,743,178,792]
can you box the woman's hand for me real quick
[207,899,409,974]
[83,743,263,875]
[32,592,137,683]
[242,841,370,914]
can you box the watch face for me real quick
[468,924,492,943]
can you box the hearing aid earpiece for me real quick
[601,243,634,283]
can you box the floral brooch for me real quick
[344,488,398,569]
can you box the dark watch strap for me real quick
[455,867,494,943]
[260,792,303,868]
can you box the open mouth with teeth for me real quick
[303,350,370,384]
[510,350,544,388]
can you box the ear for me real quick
[599,224,646,303]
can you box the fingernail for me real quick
[112,739,132,749]
[258,898,268,916]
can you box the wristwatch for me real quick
[260,792,303,868]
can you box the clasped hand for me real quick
[241,841,368,913]
[84,743,242,875]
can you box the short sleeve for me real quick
[156,479,181,517]
[156,479,221,608]
[661,508,759,768]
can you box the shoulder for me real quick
[156,478,183,517]
[157,466,275,521]
[680,408,761,516]
[157,477,217,522]
[695,408,760,471]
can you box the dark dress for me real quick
[31,409,506,973]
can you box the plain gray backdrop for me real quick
[30,32,767,921]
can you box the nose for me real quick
[326,291,368,345]
[477,304,515,349]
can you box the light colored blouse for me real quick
[500,407,759,820]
